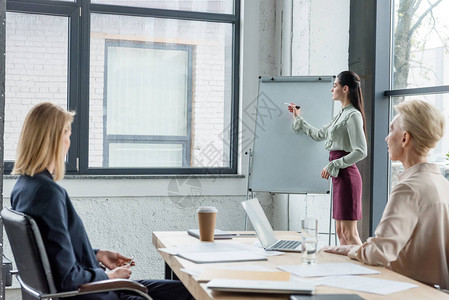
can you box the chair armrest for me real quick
[38,279,152,299]
[10,269,19,275]
[79,279,148,294]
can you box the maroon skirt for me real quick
[330,150,362,220]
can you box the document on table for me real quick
[187,229,236,240]
[207,279,314,295]
[159,241,243,255]
[277,263,379,277]
[180,264,277,278]
[158,241,267,263]
[197,269,290,282]
[313,275,418,295]
[177,250,267,264]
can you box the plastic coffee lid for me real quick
[196,206,218,213]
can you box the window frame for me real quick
[5,0,81,173]
[102,39,193,168]
[5,0,240,175]
[371,0,449,233]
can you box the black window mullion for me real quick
[107,135,189,142]
[78,0,90,174]
[85,166,235,175]
[385,85,449,97]
[8,0,77,5]
[229,0,240,174]
[90,3,238,23]
[6,1,77,15]
[66,6,81,173]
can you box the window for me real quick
[371,0,449,231]
[389,0,449,188]
[5,0,240,174]
[103,40,192,168]
[5,12,69,162]
[392,0,449,89]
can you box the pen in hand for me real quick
[123,258,134,267]
[284,102,300,109]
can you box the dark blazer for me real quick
[11,169,119,300]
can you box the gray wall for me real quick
[3,1,352,298]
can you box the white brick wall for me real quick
[6,9,232,169]
[5,12,68,161]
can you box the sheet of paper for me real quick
[180,265,275,279]
[313,275,418,295]
[158,240,249,255]
[180,268,204,277]
[178,250,267,263]
[159,240,282,257]
[181,264,274,278]
[197,269,290,282]
[206,278,315,294]
[277,263,379,277]
[218,265,275,272]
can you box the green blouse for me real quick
[292,104,367,177]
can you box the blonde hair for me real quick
[395,99,445,156]
[12,102,75,181]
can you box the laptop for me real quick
[242,198,302,252]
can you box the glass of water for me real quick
[301,218,318,264]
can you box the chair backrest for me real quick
[1,207,57,295]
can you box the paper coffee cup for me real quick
[197,206,218,242]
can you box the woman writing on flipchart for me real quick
[288,70,367,245]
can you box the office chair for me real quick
[1,207,152,300]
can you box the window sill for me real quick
[3,174,247,198]
[3,174,245,180]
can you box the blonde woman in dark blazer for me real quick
[11,102,193,300]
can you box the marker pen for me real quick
[283,102,300,109]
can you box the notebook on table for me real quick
[207,279,314,294]
[187,229,236,240]
[290,295,364,300]
[242,198,302,252]
[197,269,291,282]
[177,250,267,264]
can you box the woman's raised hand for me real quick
[287,103,301,117]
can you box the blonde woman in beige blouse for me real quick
[325,99,449,289]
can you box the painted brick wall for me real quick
[6,12,230,168]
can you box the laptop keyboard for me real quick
[271,240,301,249]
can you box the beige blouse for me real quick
[348,163,449,289]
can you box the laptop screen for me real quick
[242,198,278,247]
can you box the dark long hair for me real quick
[337,70,366,136]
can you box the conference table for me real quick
[152,231,448,300]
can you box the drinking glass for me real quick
[301,218,318,264]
